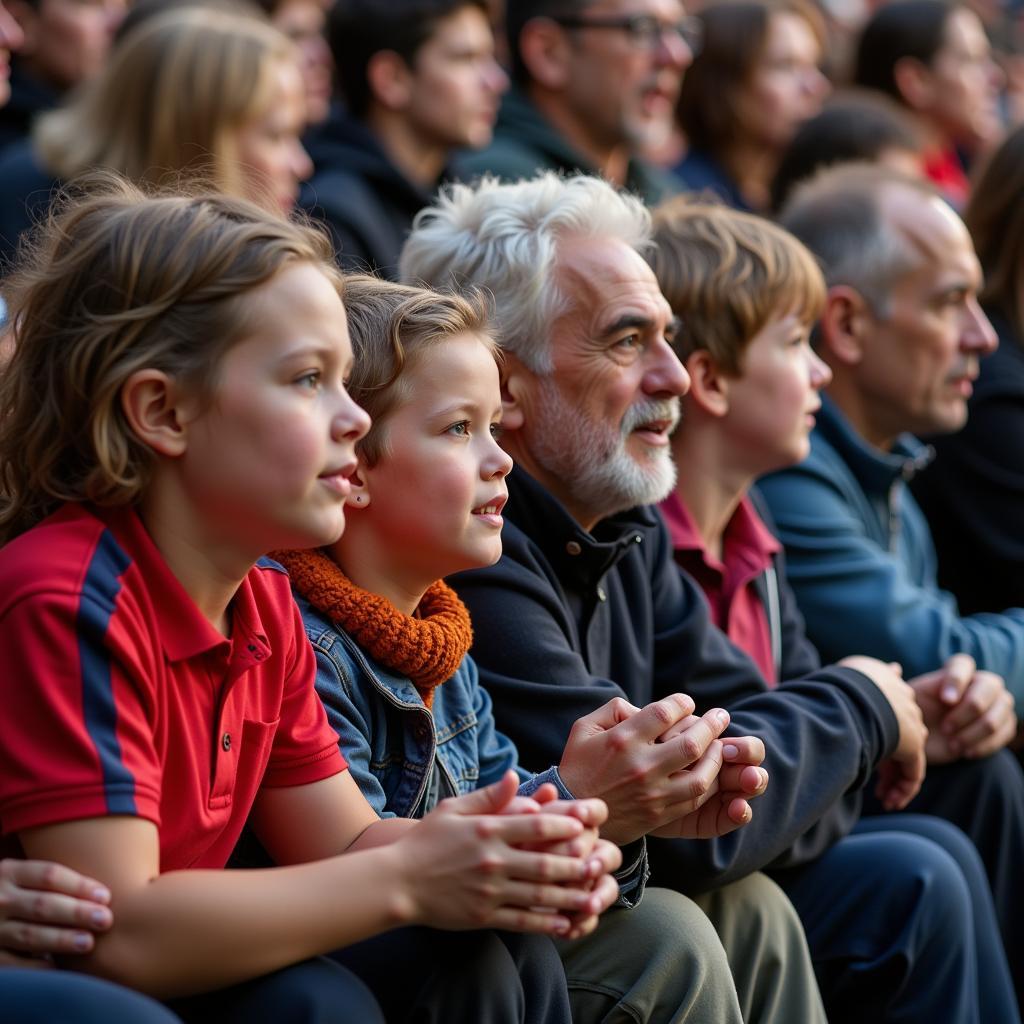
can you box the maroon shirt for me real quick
[659,492,781,684]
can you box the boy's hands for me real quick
[840,656,927,810]
[909,654,1016,763]
[0,858,113,967]
[557,695,732,846]
[388,772,621,938]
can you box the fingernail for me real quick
[942,686,958,701]
[716,711,729,726]
[91,886,111,903]
[73,932,92,951]
[91,908,112,927]
[553,920,570,935]
[723,744,738,758]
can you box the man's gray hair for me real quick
[399,172,653,372]
[778,162,939,316]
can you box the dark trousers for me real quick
[167,927,569,1024]
[331,927,572,1024]
[772,814,1019,1024]
[3,970,184,1024]
[862,748,1024,1007]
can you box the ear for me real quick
[892,55,934,112]
[366,49,415,112]
[498,351,530,432]
[120,370,196,458]
[819,286,869,368]
[346,458,372,510]
[517,17,574,90]
[685,349,731,418]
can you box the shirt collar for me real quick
[815,394,934,498]
[92,505,272,666]
[504,466,656,585]
[659,491,779,578]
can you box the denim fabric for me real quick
[295,591,648,904]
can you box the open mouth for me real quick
[632,419,673,446]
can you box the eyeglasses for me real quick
[551,13,704,55]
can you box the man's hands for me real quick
[0,858,113,967]
[388,772,621,940]
[840,656,927,810]
[909,654,1016,764]
[557,694,736,845]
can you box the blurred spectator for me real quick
[0,0,126,154]
[257,0,333,126]
[302,0,506,277]
[456,0,695,204]
[771,88,924,212]
[676,0,830,212]
[0,0,24,326]
[0,6,311,266]
[913,123,1024,613]
[853,0,1003,206]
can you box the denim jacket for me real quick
[296,591,648,906]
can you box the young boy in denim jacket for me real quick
[277,274,834,1024]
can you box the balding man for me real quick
[760,162,1024,1001]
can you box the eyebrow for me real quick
[597,314,655,338]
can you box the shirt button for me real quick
[221,732,232,752]
[596,585,607,602]
[566,541,582,556]
[634,535,643,544]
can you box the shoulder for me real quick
[0,505,129,614]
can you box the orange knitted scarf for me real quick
[273,548,473,710]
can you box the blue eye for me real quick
[490,422,504,439]
[296,370,321,390]
[447,421,470,436]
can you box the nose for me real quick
[292,138,314,184]
[483,433,513,479]
[645,338,691,398]
[657,27,692,71]
[485,56,509,96]
[0,2,24,50]
[960,297,997,356]
[807,346,832,389]
[333,391,371,445]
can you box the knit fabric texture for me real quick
[273,548,473,709]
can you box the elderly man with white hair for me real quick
[399,171,1018,1024]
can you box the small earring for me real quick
[353,494,363,504]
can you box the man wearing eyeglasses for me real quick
[456,0,696,203]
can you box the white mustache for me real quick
[621,398,681,437]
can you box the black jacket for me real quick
[450,467,899,893]
[912,307,1024,614]
[300,115,440,279]
[0,65,57,159]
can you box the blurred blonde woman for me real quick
[0,5,312,265]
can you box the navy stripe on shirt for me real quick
[78,528,137,814]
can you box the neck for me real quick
[138,484,253,635]
[670,422,750,561]
[527,86,631,187]
[720,140,779,212]
[366,107,448,189]
[329,518,431,615]
[824,378,897,452]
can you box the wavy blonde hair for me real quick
[34,6,295,196]
[341,274,497,466]
[0,172,340,545]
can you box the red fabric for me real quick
[922,147,970,209]
[0,503,345,870]
[660,492,781,685]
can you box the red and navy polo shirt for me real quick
[0,502,346,870]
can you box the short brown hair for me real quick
[0,172,340,545]
[650,197,825,374]
[341,275,497,465]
